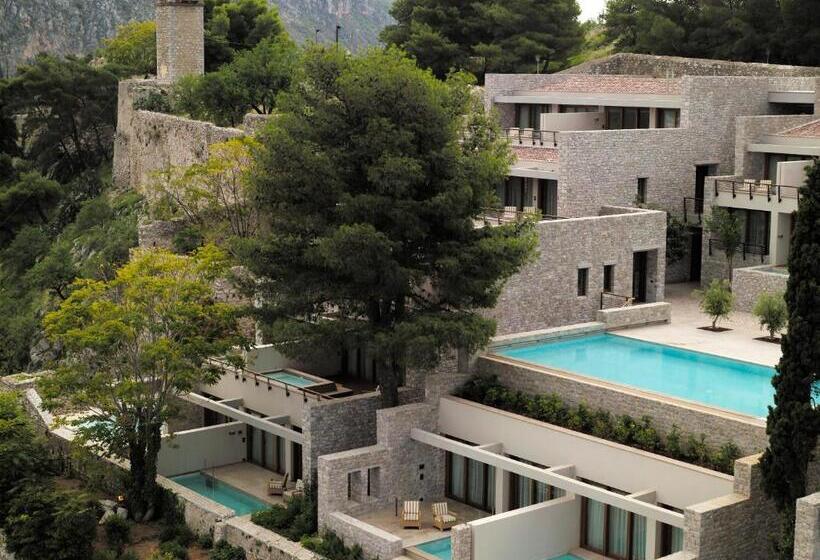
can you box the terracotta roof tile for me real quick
[529,76,680,95]
[512,146,559,162]
[775,119,820,138]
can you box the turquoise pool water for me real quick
[548,555,583,560]
[416,537,451,560]
[497,333,776,417]
[171,473,269,516]
[264,371,316,388]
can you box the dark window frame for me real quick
[603,264,615,292]
[637,178,648,204]
[605,107,650,130]
[577,267,589,297]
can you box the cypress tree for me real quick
[760,160,820,558]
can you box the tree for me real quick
[752,292,787,341]
[760,161,820,559]
[4,55,118,182]
[150,137,260,245]
[40,246,246,520]
[696,279,734,330]
[381,0,583,81]
[204,0,288,71]
[239,46,537,407]
[3,482,98,560]
[98,21,157,75]
[0,172,63,247]
[0,393,51,523]
[0,81,19,156]
[705,206,743,281]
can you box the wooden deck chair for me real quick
[268,473,288,496]
[432,502,457,531]
[402,500,421,529]
[758,179,773,195]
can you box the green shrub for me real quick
[752,292,787,339]
[159,523,195,548]
[173,225,205,254]
[91,551,118,560]
[696,279,734,329]
[197,532,215,549]
[104,515,131,554]
[251,485,317,541]
[119,551,140,560]
[301,531,363,560]
[133,90,172,113]
[209,541,246,560]
[159,540,189,560]
[458,375,741,474]
[149,553,178,560]
[3,481,98,560]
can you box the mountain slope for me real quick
[0,0,393,76]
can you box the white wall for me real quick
[776,159,811,187]
[204,373,307,425]
[438,397,733,509]
[541,112,604,132]
[157,422,246,477]
[471,496,581,560]
[245,344,341,377]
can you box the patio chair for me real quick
[506,127,520,144]
[758,179,773,195]
[401,500,421,529]
[503,206,518,222]
[519,128,534,145]
[268,473,289,496]
[432,502,457,531]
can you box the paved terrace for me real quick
[617,282,782,367]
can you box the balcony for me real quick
[708,238,768,263]
[714,179,801,203]
[477,207,567,227]
[504,128,559,147]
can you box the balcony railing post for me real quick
[732,181,736,198]
[714,179,718,197]
[778,184,782,203]
[748,181,753,200]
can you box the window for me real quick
[582,497,648,560]
[637,178,647,204]
[605,107,650,130]
[603,265,615,292]
[577,268,589,296]
[560,105,598,113]
[657,108,680,128]
[515,104,550,129]
[765,153,809,180]
[508,472,564,510]
[445,451,495,513]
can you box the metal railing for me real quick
[504,128,559,147]
[600,291,635,310]
[208,357,333,402]
[683,197,704,224]
[480,207,567,225]
[714,179,802,203]
[708,238,768,262]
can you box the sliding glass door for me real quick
[445,452,495,512]
[582,498,648,560]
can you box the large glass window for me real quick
[445,451,495,512]
[606,107,650,130]
[728,208,770,254]
[538,179,558,216]
[582,497,648,560]
[560,105,598,113]
[657,109,680,128]
[660,523,684,556]
[508,471,563,510]
[765,153,809,181]
[515,104,550,129]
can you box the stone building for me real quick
[155,0,205,83]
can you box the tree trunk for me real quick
[377,357,400,408]
[127,422,163,521]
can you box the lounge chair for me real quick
[268,473,289,496]
[432,502,457,531]
[401,500,421,529]
[758,179,773,196]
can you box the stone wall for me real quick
[734,114,815,180]
[113,79,167,189]
[451,523,472,560]
[794,492,820,560]
[476,356,767,455]
[731,265,788,312]
[220,518,320,560]
[483,207,666,335]
[324,513,403,560]
[156,1,205,82]
[561,53,820,78]
[137,218,187,249]
[595,301,671,330]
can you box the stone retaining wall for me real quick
[795,492,820,560]
[476,356,767,455]
[595,302,672,330]
[732,265,788,312]
[325,512,403,560]
[450,523,472,560]
[220,518,320,560]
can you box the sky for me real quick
[578,0,607,21]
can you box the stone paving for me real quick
[616,282,782,367]
[209,462,286,507]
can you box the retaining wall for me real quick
[325,513,403,560]
[476,356,767,455]
[595,301,671,329]
[732,265,788,312]
[795,492,820,560]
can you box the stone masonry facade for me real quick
[156,0,205,83]
[794,492,820,560]
[483,206,666,335]
[731,265,788,312]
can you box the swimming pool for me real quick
[496,333,776,417]
[548,555,583,560]
[264,371,317,388]
[171,473,270,516]
[415,537,451,560]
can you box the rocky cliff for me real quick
[0,0,392,76]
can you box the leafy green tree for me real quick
[778,0,820,66]
[40,247,246,520]
[4,55,118,181]
[239,46,537,407]
[3,482,97,560]
[0,393,52,523]
[752,292,787,341]
[696,279,734,330]
[204,0,287,71]
[760,161,820,559]
[0,172,63,247]
[25,240,78,300]
[381,0,584,80]
[0,82,19,156]
[98,21,157,75]
[705,206,743,281]
[1,225,51,278]
[173,71,250,127]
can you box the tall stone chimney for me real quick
[155,0,205,83]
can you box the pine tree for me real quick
[760,161,820,558]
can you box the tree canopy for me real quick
[40,246,245,519]
[760,161,820,558]
[98,20,157,75]
[204,0,288,71]
[603,0,820,66]
[238,46,537,406]
[381,0,584,80]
